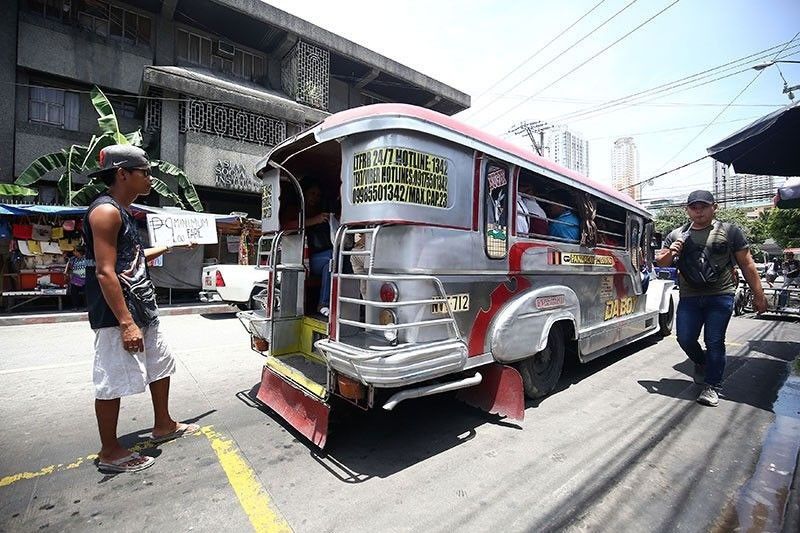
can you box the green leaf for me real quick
[152,160,203,212]
[91,86,127,145]
[70,178,108,206]
[125,129,143,147]
[15,151,68,186]
[81,134,115,171]
[0,183,38,197]
[56,144,90,205]
[150,177,186,209]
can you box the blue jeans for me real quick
[675,294,734,387]
[310,249,332,308]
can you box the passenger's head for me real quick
[89,145,152,196]
[787,251,795,259]
[547,189,573,217]
[519,180,536,196]
[302,178,322,209]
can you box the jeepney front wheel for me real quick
[518,323,565,399]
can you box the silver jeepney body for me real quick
[253,104,674,391]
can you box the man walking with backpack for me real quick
[656,190,766,407]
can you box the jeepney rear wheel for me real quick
[658,297,674,336]
[518,323,565,399]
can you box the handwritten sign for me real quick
[146,213,218,247]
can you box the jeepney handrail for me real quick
[332,224,462,343]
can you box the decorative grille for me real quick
[179,100,285,146]
[143,90,162,133]
[281,41,329,110]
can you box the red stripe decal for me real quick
[467,275,532,357]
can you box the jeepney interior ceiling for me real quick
[278,139,342,190]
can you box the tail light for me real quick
[215,270,225,287]
[380,282,398,302]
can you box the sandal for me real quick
[98,452,154,473]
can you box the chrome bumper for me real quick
[315,338,468,387]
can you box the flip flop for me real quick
[150,422,201,443]
[97,452,154,473]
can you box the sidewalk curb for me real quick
[782,446,800,533]
[0,304,236,326]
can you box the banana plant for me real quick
[0,184,38,197]
[15,86,203,211]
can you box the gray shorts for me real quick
[93,322,176,400]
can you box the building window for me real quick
[26,0,71,21]
[176,29,266,83]
[29,87,79,130]
[76,0,151,46]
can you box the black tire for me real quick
[517,323,565,399]
[658,297,674,336]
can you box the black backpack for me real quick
[675,221,734,288]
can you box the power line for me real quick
[544,39,800,124]
[465,0,610,114]
[469,0,643,121]
[585,114,766,141]
[480,0,682,129]
[652,31,800,175]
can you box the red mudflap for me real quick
[456,363,525,421]
[256,366,330,448]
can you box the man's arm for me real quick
[735,248,767,313]
[89,204,143,351]
[144,242,197,261]
[655,231,679,267]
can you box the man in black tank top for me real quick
[84,145,198,473]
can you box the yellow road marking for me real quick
[200,426,292,533]
[0,426,292,532]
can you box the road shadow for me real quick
[639,339,799,412]
[238,382,504,482]
[199,312,238,320]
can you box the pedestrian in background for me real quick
[84,145,198,473]
[66,245,88,309]
[656,190,766,407]
[781,251,800,289]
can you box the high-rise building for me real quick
[544,125,590,177]
[712,161,774,207]
[611,137,640,200]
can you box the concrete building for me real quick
[611,136,640,201]
[544,125,590,177]
[712,161,775,208]
[2,0,470,216]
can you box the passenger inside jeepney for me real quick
[517,180,549,236]
[303,179,335,317]
[545,189,581,241]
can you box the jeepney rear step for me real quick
[256,353,330,448]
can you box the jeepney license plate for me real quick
[203,276,212,287]
[431,294,470,315]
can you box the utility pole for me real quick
[509,120,553,157]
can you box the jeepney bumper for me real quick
[315,338,468,387]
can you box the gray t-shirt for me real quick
[663,221,748,297]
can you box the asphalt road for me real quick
[1,311,798,532]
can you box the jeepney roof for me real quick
[262,104,650,218]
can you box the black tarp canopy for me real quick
[707,101,800,177]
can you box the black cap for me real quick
[686,190,715,205]
[88,145,151,178]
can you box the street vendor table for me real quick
[0,289,67,312]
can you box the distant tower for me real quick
[544,125,590,176]
[612,137,640,200]
[712,160,728,204]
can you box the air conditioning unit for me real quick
[216,40,235,58]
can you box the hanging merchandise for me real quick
[26,240,43,255]
[41,241,62,254]
[50,226,64,239]
[12,222,33,240]
[58,238,76,252]
[18,240,35,256]
[31,224,52,241]
[62,219,76,231]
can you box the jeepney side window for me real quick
[484,162,509,259]
[628,215,643,272]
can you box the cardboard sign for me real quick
[146,213,218,247]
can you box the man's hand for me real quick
[752,292,768,314]
[121,322,144,352]
[668,239,684,257]
[308,213,330,226]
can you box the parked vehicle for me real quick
[238,104,676,448]
[200,264,269,310]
